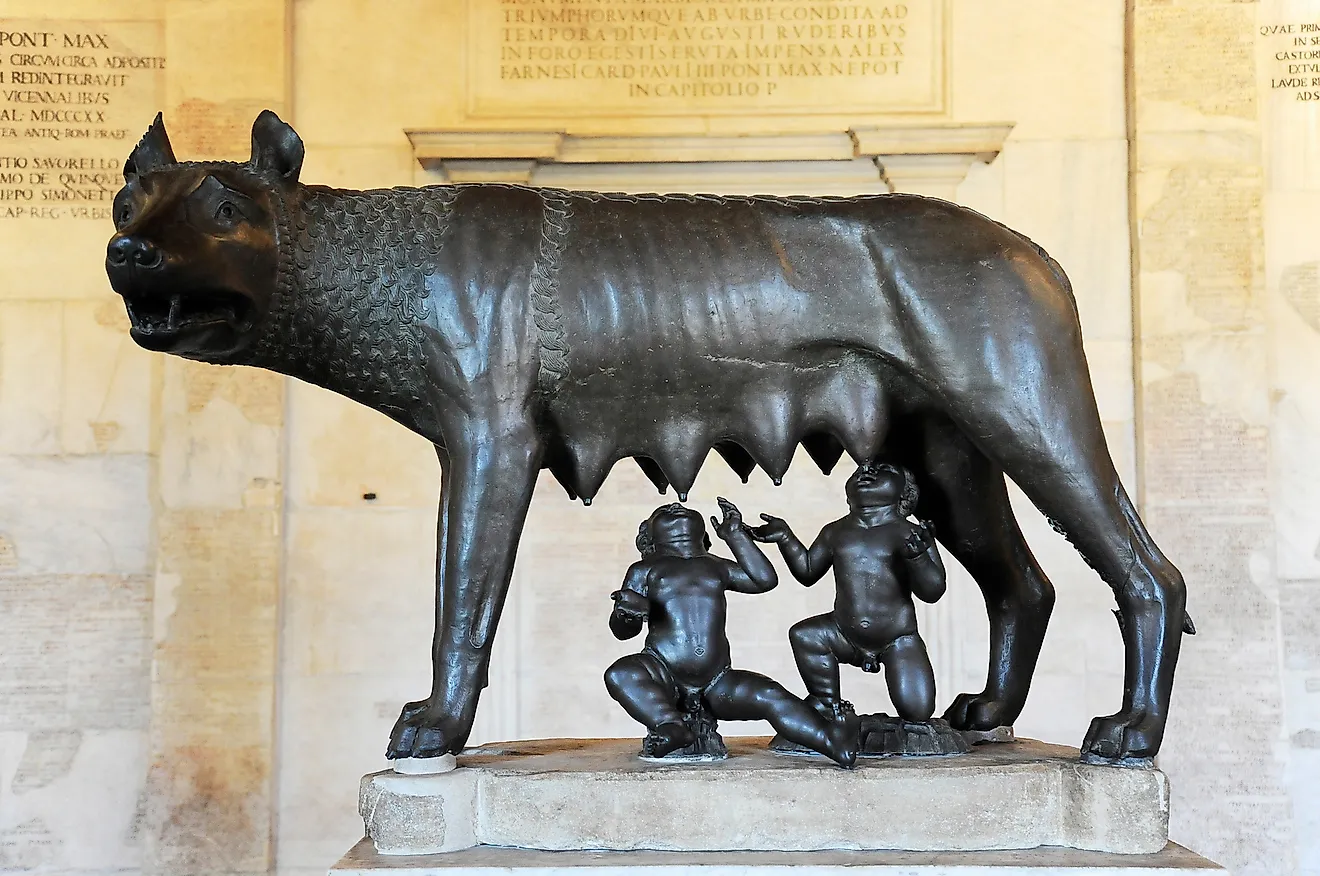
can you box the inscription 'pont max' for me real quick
[467,0,945,116]
[0,19,163,221]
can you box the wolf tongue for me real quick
[167,294,182,330]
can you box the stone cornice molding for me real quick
[406,124,1015,198]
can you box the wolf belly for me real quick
[539,190,914,502]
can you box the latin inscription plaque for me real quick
[0,20,163,221]
[468,0,946,117]
[1260,19,1320,102]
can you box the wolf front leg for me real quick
[388,426,541,758]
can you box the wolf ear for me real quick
[250,109,303,184]
[124,112,176,182]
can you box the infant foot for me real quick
[824,713,861,769]
[806,696,856,723]
[645,722,696,758]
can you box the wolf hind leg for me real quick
[960,409,1186,761]
[889,415,1056,732]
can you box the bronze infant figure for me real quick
[754,463,945,725]
[606,499,858,767]
[104,110,1193,764]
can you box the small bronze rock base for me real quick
[858,715,971,756]
[770,714,971,758]
[640,700,728,761]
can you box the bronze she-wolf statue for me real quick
[104,110,1192,763]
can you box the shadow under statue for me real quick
[104,109,1194,765]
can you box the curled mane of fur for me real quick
[244,184,458,432]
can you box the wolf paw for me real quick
[387,699,472,759]
[1081,710,1162,764]
[943,691,1016,731]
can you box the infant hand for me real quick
[611,589,648,617]
[711,497,745,540]
[749,513,791,543]
[901,520,936,559]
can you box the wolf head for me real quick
[105,110,303,361]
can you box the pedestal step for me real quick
[359,737,1170,857]
[331,838,1225,875]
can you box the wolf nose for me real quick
[107,236,161,269]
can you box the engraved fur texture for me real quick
[243,184,457,430]
[531,191,573,391]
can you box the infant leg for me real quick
[604,652,682,729]
[706,670,857,768]
[788,613,857,703]
[882,634,936,721]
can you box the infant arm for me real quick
[721,544,778,594]
[713,497,778,593]
[609,562,650,640]
[900,519,947,603]
[790,526,837,586]
[750,515,835,586]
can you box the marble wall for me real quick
[0,3,159,873]
[0,2,288,874]
[0,0,1314,874]
[1130,1,1320,872]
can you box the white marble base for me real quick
[392,754,457,775]
[359,737,1170,857]
[330,838,1225,875]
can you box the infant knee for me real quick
[895,685,936,722]
[789,618,828,652]
[604,660,644,698]
[889,657,936,722]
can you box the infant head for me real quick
[845,463,917,515]
[636,503,711,556]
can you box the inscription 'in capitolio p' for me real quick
[468,0,945,117]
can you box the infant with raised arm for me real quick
[751,463,946,723]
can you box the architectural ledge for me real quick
[849,124,1013,161]
[407,124,1014,198]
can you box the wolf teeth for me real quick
[167,295,182,330]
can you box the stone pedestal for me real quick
[330,839,1225,875]
[356,737,1174,858]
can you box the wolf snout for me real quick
[107,235,162,271]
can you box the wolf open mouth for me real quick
[123,288,254,336]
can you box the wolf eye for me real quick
[115,202,132,228]
[215,201,237,222]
